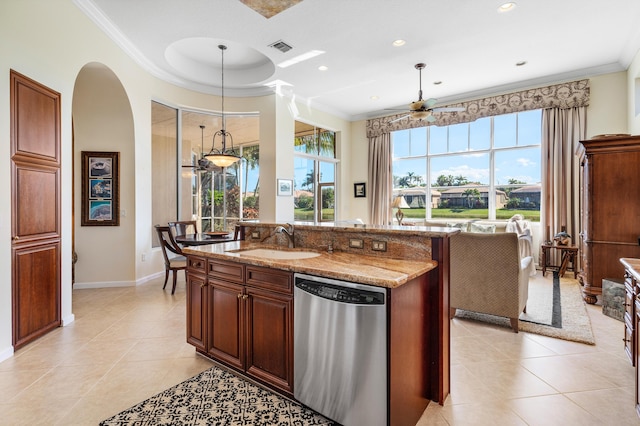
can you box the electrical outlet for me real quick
[141,253,146,262]
[349,238,364,249]
[251,231,260,239]
[372,241,387,252]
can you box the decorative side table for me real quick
[541,243,578,278]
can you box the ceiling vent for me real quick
[269,40,293,53]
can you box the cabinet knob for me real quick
[242,295,248,300]
[237,294,242,299]
[12,236,19,241]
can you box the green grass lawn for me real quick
[294,208,334,221]
[402,208,540,222]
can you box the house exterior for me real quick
[509,184,542,209]
[439,185,509,209]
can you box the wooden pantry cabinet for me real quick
[577,135,640,304]
[186,257,294,395]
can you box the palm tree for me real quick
[242,145,259,195]
[462,188,481,208]
[294,129,335,156]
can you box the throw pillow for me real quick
[447,222,468,232]
[470,222,496,233]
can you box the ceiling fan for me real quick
[182,125,217,173]
[388,63,464,123]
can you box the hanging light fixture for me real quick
[204,44,241,168]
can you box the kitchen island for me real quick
[182,223,455,426]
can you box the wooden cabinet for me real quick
[620,259,640,418]
[186,257,294,394]
[577,135,640,304]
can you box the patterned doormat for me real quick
[100,365,335,425]
[454,272,595,345]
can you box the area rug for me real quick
[100,365,335,425]
[454,272,595,345]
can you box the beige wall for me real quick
[73,64,136,286]
[588,72,629,137]
[627,48,640,134]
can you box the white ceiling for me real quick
[75,0,640,122]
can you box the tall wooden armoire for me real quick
[577,134,640,304]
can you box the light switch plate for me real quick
[251,231,260,239]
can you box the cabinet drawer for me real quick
[188,256,206,273]
[626,288,635,320]
[208,260,245,284]
[246,265,292,294]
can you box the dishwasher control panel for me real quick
[295,280,385,305]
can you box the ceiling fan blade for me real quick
[432,106,465,112]
[424,98,438,109]
[389,114,411,123]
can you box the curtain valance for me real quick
[366,79,590,138]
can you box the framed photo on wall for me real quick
[81,151,120,226]
[354,182,366,198]
[277,178,293,196]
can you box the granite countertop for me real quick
[620,258,640,281]
[183,241,438,289]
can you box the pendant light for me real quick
[204,44,241,168]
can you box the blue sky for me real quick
[392,110,542,187]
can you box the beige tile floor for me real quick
[0,272,637,425]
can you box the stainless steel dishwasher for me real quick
[294,273,387,426]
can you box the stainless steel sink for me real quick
[226,248,321,260]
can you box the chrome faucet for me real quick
[274,223,295,248]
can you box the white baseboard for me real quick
[0,346,14,363]
[62,313,75,326]
[73,280,135,289]
[73,271,164,289]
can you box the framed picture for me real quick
[277,178,293,196]
[354,182,366,198]
[82,151,120,226]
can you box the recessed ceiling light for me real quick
[370,95,379,100]
[498,2,516,12]
[433,81,442,85]
[392,39,406,47]
[318,65,328,71]
[515,61,527,66]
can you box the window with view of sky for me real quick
[392,109,542,223]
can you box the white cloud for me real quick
[516,157,536,167]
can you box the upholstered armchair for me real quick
[449,232,533,332]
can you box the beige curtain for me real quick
[541,107,587,246]
[368,133,392,225]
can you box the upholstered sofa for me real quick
[423,217,537,277]
[448,232,533,332]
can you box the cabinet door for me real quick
[245,287,293,393]
[186,272,207,351]
[208,279,244,370]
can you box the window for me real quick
[293,121,337,223]
[181,111,260,233]
[392,110,541,223]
